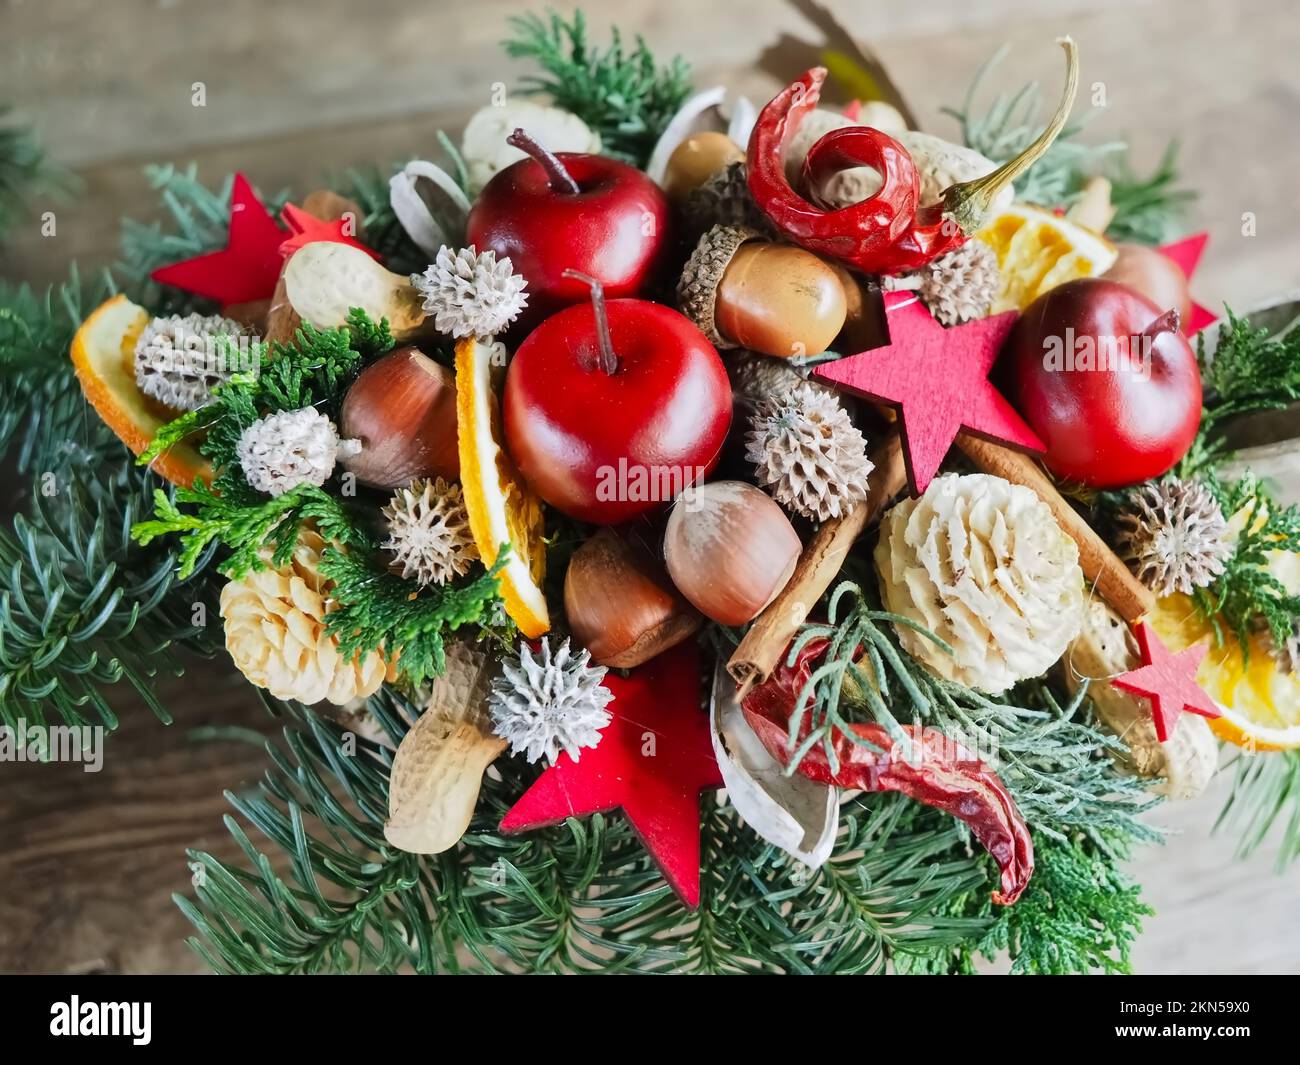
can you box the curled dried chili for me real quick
[742,637,1034,904]
[745,38,1079,277]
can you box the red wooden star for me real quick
[813,291,1043,494]
[1112,622,1221,742]
[500,641,722,908]
[151,173,286,307]
[278,202,380,260]
[1158,232,1218,335]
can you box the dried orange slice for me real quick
[1150,594,1300,751]
[454,336,549,637]
[975,204,1117,313]
[70,294,211,486]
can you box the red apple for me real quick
[503,276,731,524]
[467,130,672,333]
[1004,277,1201,488]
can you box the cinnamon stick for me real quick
[955,433,1155,623]
[728,429,905,693]
[265,189,364,345]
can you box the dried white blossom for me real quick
[413,245,528,339]
[134,312,247,412]
[489,638,614,765]
[915,242,1001,325]
[237,407,360,497]
[874,473,1086,693]
[381,477,478,586]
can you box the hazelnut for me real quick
[339,346,459,489]
[564,528,702,668]
[664,481,801,625]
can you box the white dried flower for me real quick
[1114,478,1233,597]
[746,381,873,521]
[489,638,614,765]
[414,245,529,339]
[874,473,1086,693]
[237,407,360,497]
[381,477,478,586]
[134,312,247,412]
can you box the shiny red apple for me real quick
[467,129,672,333]
[503,274,731,524]
[1004,277,1202,488]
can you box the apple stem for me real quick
[1143,308,1181,339]
[563,268,619,375]
[506,128,581,195]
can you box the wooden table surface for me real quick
[1,0,1298,974]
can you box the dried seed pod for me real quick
[385,640,505,854]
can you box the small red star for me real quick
[151,172,286,306]
[278,202,380,260]
[1112,622,1221,742]
[1158,232,1218,335]
[500,641,722,908]
[813,291,1043,494]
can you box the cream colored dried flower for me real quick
[874,473,1086,693]
[134,312,247,412]
[219,530,390,706]
[916,242,1001,325]
[1114,478,1232,596]
[237,406,360,497]
[413,245,528,339]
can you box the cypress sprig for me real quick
[503,10,692,166]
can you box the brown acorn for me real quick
[677,225,847,359]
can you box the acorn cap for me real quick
[676,224,764,349]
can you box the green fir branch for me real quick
[503,10,692,166]
[0,104,77,242]
[1216,749,1300,870]
[0,269,117,476]
[0,462,220,737]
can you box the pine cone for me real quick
[413,245,528,339]
[915,243,1000,325]
[875,473,1086,693]
[133,312,246,412]
[488,638,614,765]
[381,477,478,586]
[746,381,873,521]
[1114,478,1232,596]
[237,407,359,497]
[219,530,391,706]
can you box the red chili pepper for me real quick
[746,40,1079,278]
[742,637,1034,905]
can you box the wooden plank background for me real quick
[1,0,1298,974]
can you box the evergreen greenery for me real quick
[503,10,692,166]
[0,104,75,242]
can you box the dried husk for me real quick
[385,640,505,854]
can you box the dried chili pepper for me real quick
[742,637,1034,904]
[745,38,1079,277]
